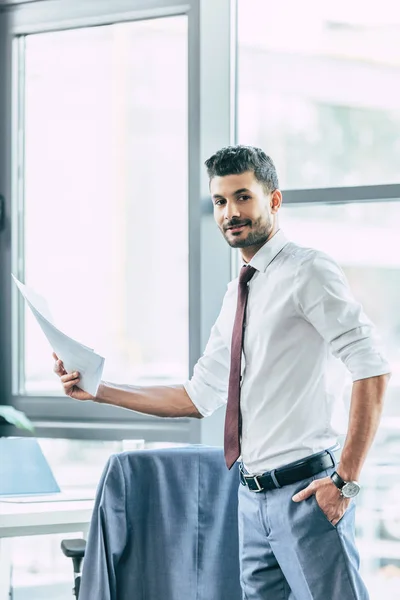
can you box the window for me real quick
[238,0,400,189]
[18,17,188,395]
[2,0,232,445]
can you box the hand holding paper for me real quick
[52,352,95,402]
[12,275,105,397]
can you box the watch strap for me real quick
[330,471,346,490]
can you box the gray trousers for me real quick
[238,465,369,600]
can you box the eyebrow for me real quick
[212,188,252,200]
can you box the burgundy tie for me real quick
[224,265,257,469]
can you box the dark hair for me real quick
[204,145,279,192]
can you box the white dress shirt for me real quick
[184,229,391,474]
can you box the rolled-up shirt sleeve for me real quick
[295,251,392,382]
[183,318,230,418]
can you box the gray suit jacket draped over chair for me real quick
[78,445,242,600]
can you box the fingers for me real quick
[292,481,316,502]
[53,354,66,376]
[52,353,83,397]
[61,371,80,390]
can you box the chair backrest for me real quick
[78,445,242,600]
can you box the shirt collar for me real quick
[244,229,290,273]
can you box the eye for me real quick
[238,195,251,201]
[214,199,226,206]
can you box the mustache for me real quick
[224,220,251,231]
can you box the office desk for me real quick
[0,497,94,600]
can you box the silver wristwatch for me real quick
[330,471,361,498]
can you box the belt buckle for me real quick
[239,464,264,493]
[245,474,263,493]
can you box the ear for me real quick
[270,189,282,214]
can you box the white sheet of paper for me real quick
[12,275,105,397]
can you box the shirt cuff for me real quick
[348,357,392,382]
[182,379,223,418]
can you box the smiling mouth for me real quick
[226,224,248,233]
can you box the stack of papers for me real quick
[12,275,105,397]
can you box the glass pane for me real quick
[281,201,400,596]
[238,1,400,189]
[22,18,188,394]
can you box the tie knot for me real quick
[239,265,257,286]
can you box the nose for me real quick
[223,201,241,222]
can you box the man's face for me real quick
[211,170,276,249]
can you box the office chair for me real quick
[61,446,241,600]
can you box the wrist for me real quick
[335,454,362,481]
[331,470,361,498]
[94,382,108,403]
[335,466,361,482]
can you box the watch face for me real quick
[342,481,361,498]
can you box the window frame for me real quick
[0,0,236,443]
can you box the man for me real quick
[54,146,391,599]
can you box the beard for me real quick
[223,216,273,248]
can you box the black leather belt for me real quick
[239,449,336,493]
